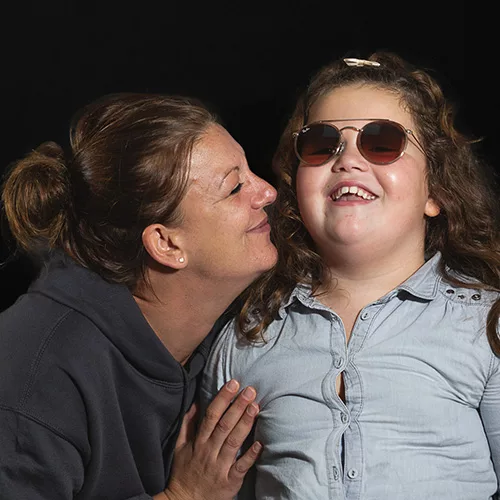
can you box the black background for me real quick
[0,1,496,311]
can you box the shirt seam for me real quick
[352,305,384,356]
[486,349,500,382]
[19,309,73,409]
[0,404,85,457]
[23,307,186,392]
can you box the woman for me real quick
[202,53,500,499]
[0,93,277,499]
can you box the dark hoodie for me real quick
[0,252,215,499]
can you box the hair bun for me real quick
[2,141,71,253]
[36,141,66,162]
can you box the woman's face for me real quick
[178,124,277,286]
[295,84,439,264]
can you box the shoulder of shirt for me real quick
[437,280,498,306]
[392,252,498,307]
[436,270,499,308]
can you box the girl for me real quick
[202,53,500,499]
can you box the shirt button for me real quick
[334,356,344,369]
[341,413,349,424]
[332,466,340,481]
[347,468,359,479]
[360,311,370,320]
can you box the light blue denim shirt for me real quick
[201,254,500,499]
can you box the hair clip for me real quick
[343,58,381,68]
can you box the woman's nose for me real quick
[251,175,277,208]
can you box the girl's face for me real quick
[296,84,439,264]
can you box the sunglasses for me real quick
[292,119,425,166]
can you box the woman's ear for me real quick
[425,198,440,218]
[142,224,188,269]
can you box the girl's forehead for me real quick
[308,84,413,126]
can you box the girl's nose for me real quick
[331,130,370,172]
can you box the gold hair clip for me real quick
[343,58,381,68]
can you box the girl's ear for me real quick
[425,198,440,217]
[141,224,188,269]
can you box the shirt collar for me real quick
[395,252,442,301]
[278,252,442,318]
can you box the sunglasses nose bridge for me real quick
[335,125,362,158]
[338,125,363,134]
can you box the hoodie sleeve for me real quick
[0,408,157,500]
[0,408,85,498]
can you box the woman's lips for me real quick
[248,216,271,233]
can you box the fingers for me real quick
[168,381,262,499]
[197,379,240,441]
[215,397,259,463]
[210,386,257,451]
[228,441,263,482]
[197,379,254,441]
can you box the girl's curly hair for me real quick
[237,52,500,355]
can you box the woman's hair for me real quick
[1,93,218,290]
[238,52,500,355]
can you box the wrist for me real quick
[152,491,170,500]
[159,483,193,500]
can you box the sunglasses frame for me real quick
[292,118,426,166]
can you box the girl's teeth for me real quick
[333,186,376,201]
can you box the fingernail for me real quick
[252,441,263,453]
[227,379,239,392]
[247,403,259,416]
[242,387,256,400]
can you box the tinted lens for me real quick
[359,121,406,164]
[295,124,341,165]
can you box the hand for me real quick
[162,380,261,500]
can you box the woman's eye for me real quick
[230,183,243,195]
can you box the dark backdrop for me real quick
[1,1,496,311]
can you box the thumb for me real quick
[175,403,199,451]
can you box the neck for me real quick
[133,270,242,365]
[317,240,426,313]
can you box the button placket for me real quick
[334,355,345,369]
[341,303,379,498]
[349,304,377,355]
[332,465,340,481]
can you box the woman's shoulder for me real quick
[0,296,98,454]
